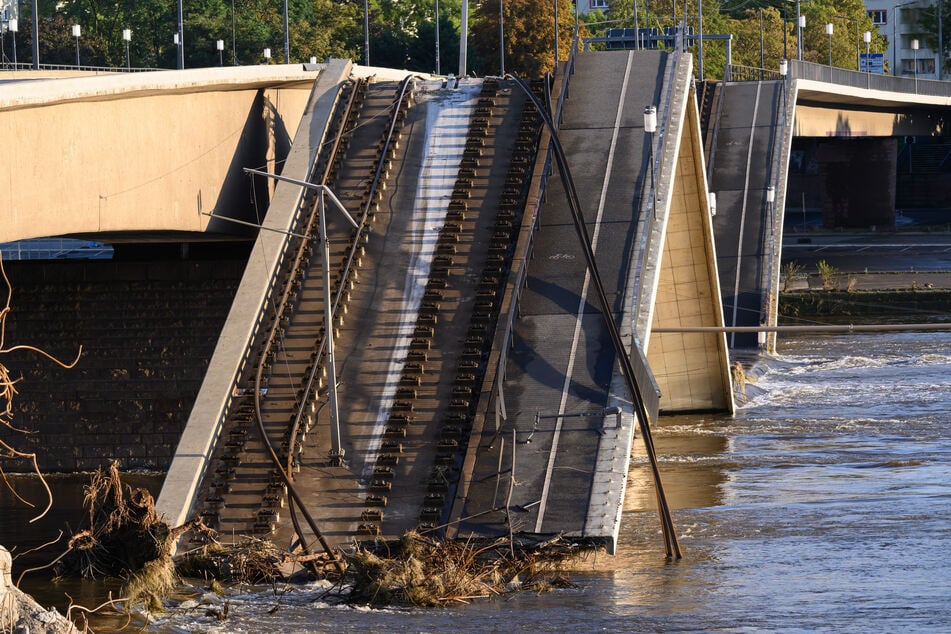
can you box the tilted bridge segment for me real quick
[154,49,734,555]
[4,51,735,556]
[705,60,951,350]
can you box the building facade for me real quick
[865,0,944,79]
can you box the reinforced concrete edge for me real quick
[155,59,353,531]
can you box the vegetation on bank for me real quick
[12,0,878,79]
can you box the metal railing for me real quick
[728,64,785,82]
[789,59,951,96]
[0,62,160,73]
[729,59,951,97]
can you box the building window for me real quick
[919,58,936,74]
[902,58,917,73]
[868,9,887,25]
[591,0,608,8]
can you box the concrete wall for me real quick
[794,103,946,138]
[648,88,733,413]
[0,66,318,244]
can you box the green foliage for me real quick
[816,259,839,290]
[470,0,576,76]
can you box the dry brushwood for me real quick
[54,462,205,611]
[176,537,288,585]
[0,251,82,523]
[345,530,579,607]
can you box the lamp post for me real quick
[8,18,16,67]
[864,30,871,80]
[263,47,271,64]
[797,14,805,61]
[283,0,289,63]
[217,39,225,66]
[499,0,505,75]
[173,32,180,68]
[644,105,657,218]
[363,0,370,66]
[912,37,919,91]
[176,0,184,69]
[31,0,38,69]
[435,0,441,75]
[231,0,237,65]
[122,29,131,70]
[834,14,861,70]
[826,22,833,67]
[779,58,788,108]
[72,24,81,67]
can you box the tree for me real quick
[470,0,575,77]
[914,2,950,75]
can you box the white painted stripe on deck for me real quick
[534,52,635,533]
[728,82,762,347]
[362,82,481,479]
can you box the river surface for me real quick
[8,331,951,632]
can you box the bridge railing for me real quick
[727,64,785,82]
[728,59,951,97]
[1,62,161,73]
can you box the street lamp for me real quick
[176,0,184,69]
[644,105,658,218]
[8,18,16,68]
[122,29,131,70]
[864,30,872,88]
[263,47,271,64]
[283,0,290,63]
[217,39,225,66]
[499,0,505,75]
[797,14,806,61]
[173,31,180,68]
[72,24,81,67]
[912,37,919,91]
[779,58,788,76]
[863,30,871,75]
[435,0,441,75]
[826,22,834,67]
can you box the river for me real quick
[8,330,951,632]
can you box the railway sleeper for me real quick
[395,387,417,400]
[361,509,384,523]
[398,375,421,388]
[388,413,413,426]
[370,478,392,492]
[407,350,429,364]
[358,523,381,536]
[392,400,414,413]
[410,338,431,351]
[384,425,407,439]
[365,494,388,507]
[381,440,404,455]
[404,362,425,375]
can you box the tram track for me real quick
[193,75,545,549]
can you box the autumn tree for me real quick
[470,0,576,77]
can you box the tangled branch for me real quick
[0,251,83,522]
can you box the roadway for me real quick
[456,50,666,544]
[707,80,785,348]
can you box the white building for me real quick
[865,0,944,79]
[0,1,17,22]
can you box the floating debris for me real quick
[345,530,581,607]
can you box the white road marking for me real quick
[534,51,635,532]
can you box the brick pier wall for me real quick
[0,255,245,473]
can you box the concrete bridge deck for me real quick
[2,49,752,557]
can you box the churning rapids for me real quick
[12,331,951,632]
